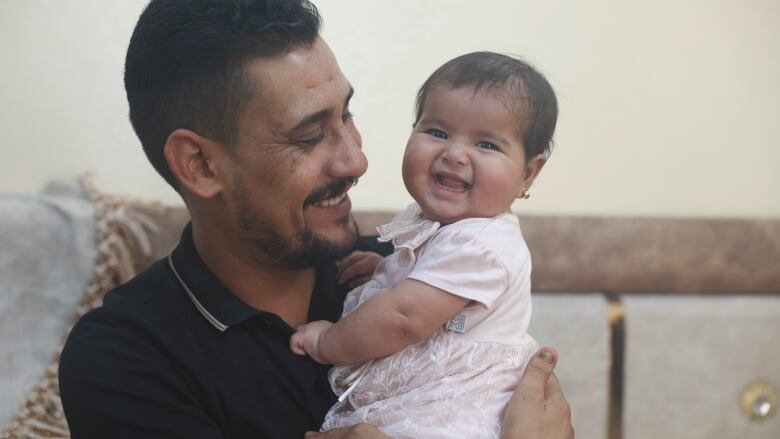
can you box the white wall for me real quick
[2,0,778,218]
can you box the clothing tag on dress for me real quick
[446,314,467,334]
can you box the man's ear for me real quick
[163,129,224,199]
[517,153,547,197]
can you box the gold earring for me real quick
[521,190,530,200]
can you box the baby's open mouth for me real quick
[435,173,470,192]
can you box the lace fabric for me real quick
[325,329,537,438]
[376,203,440,251]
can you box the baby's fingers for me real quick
[338,252,382,285]
[290,332,307,356]
[347,275,373,289]
[337,251,368,273]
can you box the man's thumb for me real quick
[519,347,558,393]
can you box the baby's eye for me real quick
[477,141,500,151]
[425,128,448,139]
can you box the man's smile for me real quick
[304,177,356,209]
[311,191,349,208]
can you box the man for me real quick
[59,1,573,438]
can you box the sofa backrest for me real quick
[130,204,780,294]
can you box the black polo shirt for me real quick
[59,224,391,439]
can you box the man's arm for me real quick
[59,309,222,438]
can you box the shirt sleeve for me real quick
[406,226,509,308]
[59,307,223,439]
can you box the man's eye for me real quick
[299,133,325,147]
[425,128,448,139]
[477,141,500,151]
[342,110,354,122]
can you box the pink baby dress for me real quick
[322,203,538,438]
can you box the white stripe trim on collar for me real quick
[168,254,228,332]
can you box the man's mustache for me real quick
[303,177,358,207]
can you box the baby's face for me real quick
[402,86,530,225]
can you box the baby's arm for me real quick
[291,279,469,365]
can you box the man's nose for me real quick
[328,126,368,178]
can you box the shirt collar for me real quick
[169,224,262,332]
[169,223,346,332]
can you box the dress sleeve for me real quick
[406,227,509,308]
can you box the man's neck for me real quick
[191,222,316,329]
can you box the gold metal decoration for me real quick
[740,381,778,423]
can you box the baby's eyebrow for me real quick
[417,117,448,127]
[475,130,511,146]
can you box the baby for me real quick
[291,51,558,438]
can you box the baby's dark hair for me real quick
[414,52,558,159]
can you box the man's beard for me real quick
[233,175,360,269]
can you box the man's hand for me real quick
[290,320,333,364]
[502,347,574,439]
[304,423,387,438]
[337,251,383,289]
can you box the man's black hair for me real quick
[124,0,322,189]
[414,52,558,159]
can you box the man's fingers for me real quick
[545,369,563,398]
[503,347,574,439]
[545,373,571,415]
[518,347,558,395]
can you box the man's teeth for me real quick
[312,192,347,207]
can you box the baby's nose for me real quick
[441,143,469,166]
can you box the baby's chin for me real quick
[423,206,511,226]
[418,209,469,226]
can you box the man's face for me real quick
[223,38,367,268]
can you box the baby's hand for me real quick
[290,320,333,364]
[337,251,383,289]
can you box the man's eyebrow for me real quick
[289,85,355,133]
[290,108,332,133]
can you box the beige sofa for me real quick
[2,183,779,438]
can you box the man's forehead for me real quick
[241,41,351,126]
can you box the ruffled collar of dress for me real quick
[376,203,441,251]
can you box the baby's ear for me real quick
[518,154,547,196]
